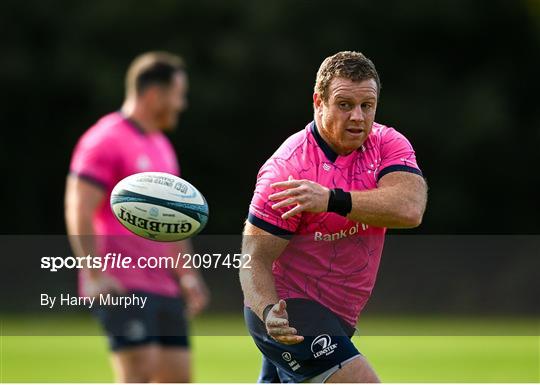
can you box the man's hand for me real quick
[83,271,126,298]
[265,299,304,345]
[269,177,330,220]
[180,273,210,318]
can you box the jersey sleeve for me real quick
[248,158,300,238]
[376,127,423,182]
[69,132,120,190]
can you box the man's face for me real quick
[153,72,188,132]
[314,77,378,154]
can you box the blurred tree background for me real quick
[0,0,538,235]
[0,0,539,315]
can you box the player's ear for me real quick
[139,86,157,104]
[147,85,168,108]
[313,93,323,115]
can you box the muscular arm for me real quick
[240,222,302,344]
[347,172,427,228]
[64,175,104,277]
[239,222,288,320]
[270,171,427,229]
[65,175,123,295]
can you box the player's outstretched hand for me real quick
[265,299,304,345]
[269,177,330,219]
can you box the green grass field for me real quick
[1,315,538,382]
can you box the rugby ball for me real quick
[110,172,209,242]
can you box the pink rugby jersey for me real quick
[70,112,181,297]
[248,121,422,326]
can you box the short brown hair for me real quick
[315,51,380,101]
[126,51,185,97]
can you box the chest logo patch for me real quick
[136,155,151,170]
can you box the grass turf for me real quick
[1,315,538,382]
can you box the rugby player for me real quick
[65,52,209,382]
[240,51,427,383]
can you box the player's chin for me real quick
[163,118,178,132]
[163,125,176,132]
[341,135,365,152]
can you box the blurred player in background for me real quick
[240,51,427,382]
[65,52,209,382]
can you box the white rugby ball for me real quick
[110,172,209,242]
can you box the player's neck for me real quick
[314,117,352,156]
[121,102,160,134]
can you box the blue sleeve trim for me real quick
[247,213,293,239]
[377,165,423,182]
[69,171,108,190]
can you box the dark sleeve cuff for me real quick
[377,165,423,182]
[68,171,108,190]
[247,213,293,240]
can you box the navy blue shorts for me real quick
[93,291,189,351]
[244,298,360,383]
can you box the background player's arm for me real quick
[64,175,103,266]
[270,171,427,229]
[172,239,209,317]
[64,175,124,294]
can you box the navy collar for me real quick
[119,111,147,136]
[310,121,338,163]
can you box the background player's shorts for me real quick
[244,298,361,383]
[93,291,189,351]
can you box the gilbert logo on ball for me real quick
[110,172,209,241]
